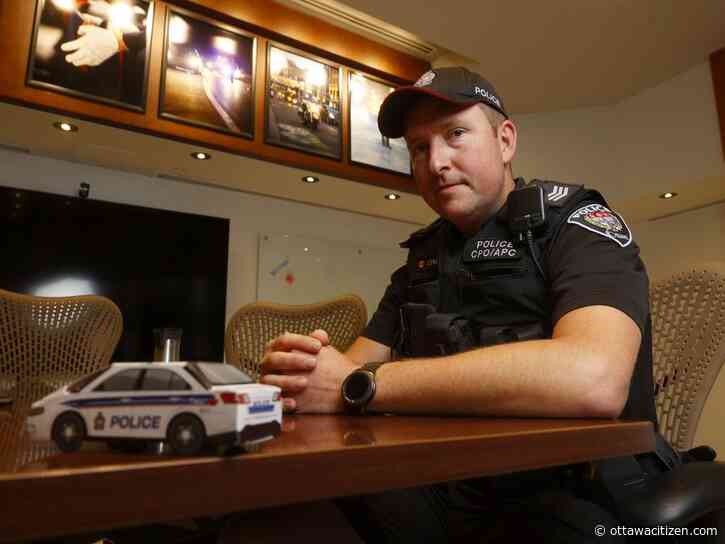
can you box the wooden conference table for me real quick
[0,411,654,542]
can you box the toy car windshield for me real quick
[68,369,107,393]
[190,362,254,386]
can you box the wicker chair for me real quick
[650,263,725,451]
[616,263,725,535]
[225,294,367,380]
[0,288,123,412]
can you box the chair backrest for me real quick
[650,263,725,450]
[225,294,367,380]
[0,288,123,410]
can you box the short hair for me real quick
[478,103,506,134]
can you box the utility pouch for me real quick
[479,322,545,347]
[397,303,436,357]
[424,313,475,356]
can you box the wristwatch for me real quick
[341,362,385,414]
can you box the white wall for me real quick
[633,203,725,283]
[0,149,413,327]
[515,62,725,199]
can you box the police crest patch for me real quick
[567,204,632,247]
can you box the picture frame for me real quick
[27,0,154,112]
[348,71,411,176]
[265,43,342,160]
[159,6,256,139]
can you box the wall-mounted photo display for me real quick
[27,0,153,111]
[159,7,256,139]
[265,44,342,160]
[349,72,411,176]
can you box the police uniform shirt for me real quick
[362,185,655,424]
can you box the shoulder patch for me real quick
[567,203,632,247]
[529,179,584,208]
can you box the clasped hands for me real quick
[260,330,359,413]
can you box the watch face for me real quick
[344,371,372,405]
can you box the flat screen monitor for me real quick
[1,185,229,362]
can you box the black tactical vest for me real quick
[396,178,657,425]
[397,178,607,357]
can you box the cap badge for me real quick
[414,71,436,87]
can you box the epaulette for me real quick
[528,179,584,208]
[399,218,445,248]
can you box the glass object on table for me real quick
[153,328,182,363]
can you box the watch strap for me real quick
[360,361,385,376]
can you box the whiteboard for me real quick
[257,233,406,318]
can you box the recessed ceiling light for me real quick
[302,175,319,183]
[385,193,400,200]
[659,192,678,199]
[191,152,211,160]
[53,121,78,133]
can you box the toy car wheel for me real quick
[167,414,205,456]
[52,412,86,453]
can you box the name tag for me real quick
[463,238,520,262]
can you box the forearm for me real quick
[369,307,639,418]
[369,340,600,417]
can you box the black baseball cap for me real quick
[378,66,508,138]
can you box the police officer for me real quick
[260,66,654,542]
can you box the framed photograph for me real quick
[349,72,411,176]
[159,7,256,139]
[265,44,342,160]
[27,0,153,112]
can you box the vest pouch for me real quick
[425,313,475,356]
[397,303,436,357]
[459,260,528,282]
[406,279,441,308]
[478,322,545,347]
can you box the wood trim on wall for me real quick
[0,0,429,194]
[711,48,725,161]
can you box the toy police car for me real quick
[26,362,282,456]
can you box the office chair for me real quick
[224,294,367,380]
[0,288,123,412]
[652,263,725,452]
[615,264,725,539]
[0,288,122,470]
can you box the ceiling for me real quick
[2,1,724,226]
[336,0,725,114]
[0,102,437,226]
